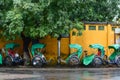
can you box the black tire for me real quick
[68,56,80,66]
[92,56,103,67]
[16,57,24,65]
[4,56,13,66]
[32,56,43,67]
[116,55,120,67]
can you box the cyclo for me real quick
[82,44,105,67]
[0,50,3,65]
[105,44,120,67]
[61,44,83,66]
[3,43,24,66]
[29,43,48,67]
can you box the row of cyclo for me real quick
[0,42,120,67]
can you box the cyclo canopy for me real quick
[31,43,46,56]
[89,44,105,57]
[5,43,20,49]
[108,44,120,60]
[65,44,83,63]
[83,44,104,66]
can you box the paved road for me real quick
[0,68,120,80]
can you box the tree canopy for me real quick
[0,0,120,40]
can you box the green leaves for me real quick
[4,9,23,36]
[0,0,119,40]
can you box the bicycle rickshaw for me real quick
[105,44,120,67]
[82,44,105,67]
[61,44,83,66]
[3,43,24,66]
[29,43,48,67]
[0,50,3,65]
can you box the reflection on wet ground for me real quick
[1,68,120,80]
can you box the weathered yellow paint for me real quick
[40,37,70,65]
[70,22,120,58]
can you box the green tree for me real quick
[74,0,120,22]
[0,0,119,40]
[0,0,83,40]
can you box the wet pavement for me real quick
[0,68,120,80]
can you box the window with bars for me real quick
[89,26,96,30]
[98,26,104,30]
[112,27,116,31]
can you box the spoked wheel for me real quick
[116,56,120,67]
[92,56,103,67]
[4,56,13,66]
[32,56,43,67]
[68,56,80,66]
[14,57,24,65]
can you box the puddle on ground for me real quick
[1,69,120,80]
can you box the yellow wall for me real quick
[70,23,120,57]
[71,24,107,55]
[40,37,70,65]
